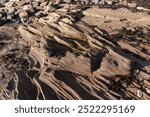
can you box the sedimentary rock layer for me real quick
[0,1,150,100]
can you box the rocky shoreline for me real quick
[0,0,150,100]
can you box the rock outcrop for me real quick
[0,1,150,100]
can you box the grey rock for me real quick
[7,14,12,20]
[12,18,20,23]
[23,5,33,11]
[137,89,143,98]
[32,1,39,8]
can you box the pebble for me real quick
[61,17,72,24]
[136,89,143,98]
[5,1,15,7]
[146,88,150,94]
[7,13,13,20]
[32,1,39,8]
[40,1,48,7]
[23,5,33,11]
[19,11,28,18]
[35,11,43,18]
[8,7,16,14]
[43,5,51,13]
[20,17,29,24]
[128,2,137,8]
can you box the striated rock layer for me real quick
[0,3,150,100]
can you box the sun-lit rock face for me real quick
[0,1,150,100]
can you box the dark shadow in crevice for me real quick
[36,79,60,100]
[54,70,99,99]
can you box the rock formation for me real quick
[0,0,150,100]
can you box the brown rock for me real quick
[19,11,28,18]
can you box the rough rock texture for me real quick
[0,0,150,25]
[0,1,150,100]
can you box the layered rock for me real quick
[0,1,150,100]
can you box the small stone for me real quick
[20,17,29,24]
[23,5,33,11]
[128,2,137,8]
[61,17,72,24]
[35,11,43,18]
[19,11,28,18]
[8,7,16,14]
[146,88,150,94]
[43,5,51,13]
[5,1,15,7]
[12,18,20,23]
[136,89,143,98]
[32,1,39,8]
[7,14,12,20]
[40,1,48,7]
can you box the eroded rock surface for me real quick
[0,1,150,100]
